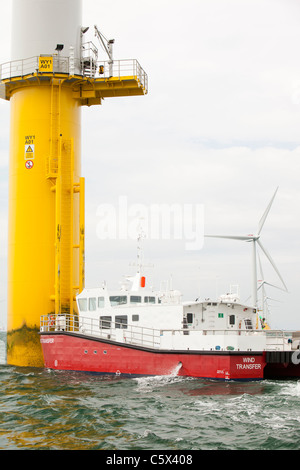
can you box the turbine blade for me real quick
[265,297,283,303]
[258,187,279,235]
[205,235,252,241]
[263,281,286,292]
[257,239,288,292]
[257,280,266,292]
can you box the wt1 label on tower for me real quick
[39,57,53,72]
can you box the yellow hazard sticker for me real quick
[25,144,35,159]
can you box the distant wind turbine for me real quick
[205,187,288,309]
[256,250,286,318]
[242,253,285,326]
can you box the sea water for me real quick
[0,334,300,451]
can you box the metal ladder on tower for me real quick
[47,78,85,319]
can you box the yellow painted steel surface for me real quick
[0,57,147,368]
[7,80,82,366]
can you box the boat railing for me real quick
[40,314,294,351]
[184,328,293,351]
[40,314,161,350]
[265,329,293,350]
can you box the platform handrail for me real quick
[0,55,148,93]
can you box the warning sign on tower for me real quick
[25,144,35,159]
[25,160,34,169]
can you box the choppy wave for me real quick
[0,364,300,450]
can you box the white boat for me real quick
[39,242,300,380]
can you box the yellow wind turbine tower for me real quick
[0,0,147,367]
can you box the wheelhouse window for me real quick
[115,315,128,329]
[244,319,253,330]
[187,313,193,324]
[100,316,112,329]
[109,295,127,306]
[132,314,139,321]
[130,295,141,303]
[144,296,155,304]
[98,296,105,308]
[78,298,87,311]
[89,297,96,311]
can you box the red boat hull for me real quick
[40,332,266,380]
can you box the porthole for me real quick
[93,350,97,354]
[103,350,107,355]
[84,350,88,354]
